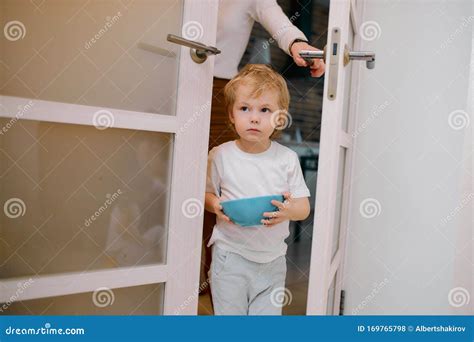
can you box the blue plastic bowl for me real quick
[220,195,284,227]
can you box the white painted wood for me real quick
[342,0,471,315]
[306,0,361,315]
[332,0,366,316]
[350,0,360,31]
[162,0,218,315]
[0,265,168,302]
[339,131,353,148]
[327,249,342,287]
[0,95,179,133]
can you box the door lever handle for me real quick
[167,34,221,64]
[298,47,326,65]
[345,45,376,69]
[299,45,376,69]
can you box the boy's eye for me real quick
[261,108,271,113]
[240,106,249,112]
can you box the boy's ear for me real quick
[228,110,234,124]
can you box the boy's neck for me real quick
[235,139,272,154]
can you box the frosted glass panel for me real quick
[0,118,173,279]
[331,147,347,260]
[0,0,183,115]
[0,283,164,315]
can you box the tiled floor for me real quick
[198,215,314,315]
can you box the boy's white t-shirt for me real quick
[206,140,311,263]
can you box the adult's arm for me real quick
[249,0,308,56]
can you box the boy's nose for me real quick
[250,113,260,123]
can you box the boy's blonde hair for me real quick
[223,64,290,139]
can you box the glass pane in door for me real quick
[0,118,173,278]
[331,146,347,260]
[0,283,164,315]
[0,0,183,115]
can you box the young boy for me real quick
[204,64,311,315]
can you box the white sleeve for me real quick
[206,147,221,196]
[249,0,308,55]
[287,151,311,198]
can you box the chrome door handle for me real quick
[167,34,221,64]
[299,45,376,69]
[298,47,326,65]
[345,45,376,69]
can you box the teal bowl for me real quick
[220,195,284,227]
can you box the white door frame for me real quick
[306,0,364,315]
[0,0,218,315]
[163,1,218,314]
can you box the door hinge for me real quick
[339,289,345,315]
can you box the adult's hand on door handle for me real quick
[290,42,326,78]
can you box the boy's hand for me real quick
[261,192,293,227]
[213,198,232,223]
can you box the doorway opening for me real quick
[198,0,330,315]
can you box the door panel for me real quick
[0,283,164,315]
[0,0,183,115]
[0,0,218,315]
[307,0,364,315]
[0,118,172,279]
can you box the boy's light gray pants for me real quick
[209,244,287,315]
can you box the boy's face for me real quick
[229,83,279,144]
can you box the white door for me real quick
[0,0,217,315]
[306,0,374,315]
